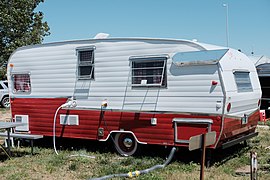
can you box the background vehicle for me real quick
[0,80,10,108]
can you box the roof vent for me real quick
[94,33,110,39]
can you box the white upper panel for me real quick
[7,38,260,116]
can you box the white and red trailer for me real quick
[7,37,261,155]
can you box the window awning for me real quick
[172,49,228,66]
[129,54,169,61]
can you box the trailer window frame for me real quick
[233,71,253,93]
[130,55,168,88]
[11,73,31,94]
[76,46,95,80]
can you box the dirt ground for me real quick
[0,108,11,122]
[0,108,11,145]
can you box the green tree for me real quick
[0,0,50,79]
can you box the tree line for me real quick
[0,0,50,79]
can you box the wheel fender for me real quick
[99,130,147,145]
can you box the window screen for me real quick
[234,72,253,92]
[131,59,167,87]
[12,74,31,93]
[78,49,94,79]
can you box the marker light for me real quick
[227,103,231,112]
[101,99,108,108]
[212,81,218,85]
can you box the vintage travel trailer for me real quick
[250,55,270,118]
[7,36,261,155]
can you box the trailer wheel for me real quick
[1,96,10,108]
[114,133,138,156]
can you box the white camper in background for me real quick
[7,36,261,155]
[250,55,270,118]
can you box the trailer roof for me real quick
[249,55,270,66]
[14,37,224,52]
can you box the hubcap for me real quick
[3,98,10,108]
[123,138,133,148]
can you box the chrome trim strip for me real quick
[175,140,189,144]
[70,106,223,117]
[216,62,226,149]
[76,45,96,51]
[129,54,169,61]
[172,118,213,124]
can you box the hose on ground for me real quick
[53,102,96,159]
[53,99,78,155]
[89,147,176,180]
[53,106,62,155]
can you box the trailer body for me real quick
[7,37,261,155]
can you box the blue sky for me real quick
[37,0,270,56]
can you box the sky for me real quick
[36,0,270,57]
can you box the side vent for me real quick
[14,115,29,132]
[60,115,79,125]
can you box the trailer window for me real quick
[78,49,94,79]
[12,74,31,93]
[234,72,253,92]
[131,59,167,87]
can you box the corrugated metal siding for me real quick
[11,98,223,146]
[8,40,224,115]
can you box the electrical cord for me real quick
[53,100,128,159]
[100,106,128,157]
[53,106,62,155]
[53,100,96,159]
[53,99,77,155]
[53,104,96,159]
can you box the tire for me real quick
[1,96,10,108]
[114,133,138,156]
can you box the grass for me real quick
[0,108,270,179]
[0,128,268,180]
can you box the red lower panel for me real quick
[218,110,259,147]
[10,98,258,148]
